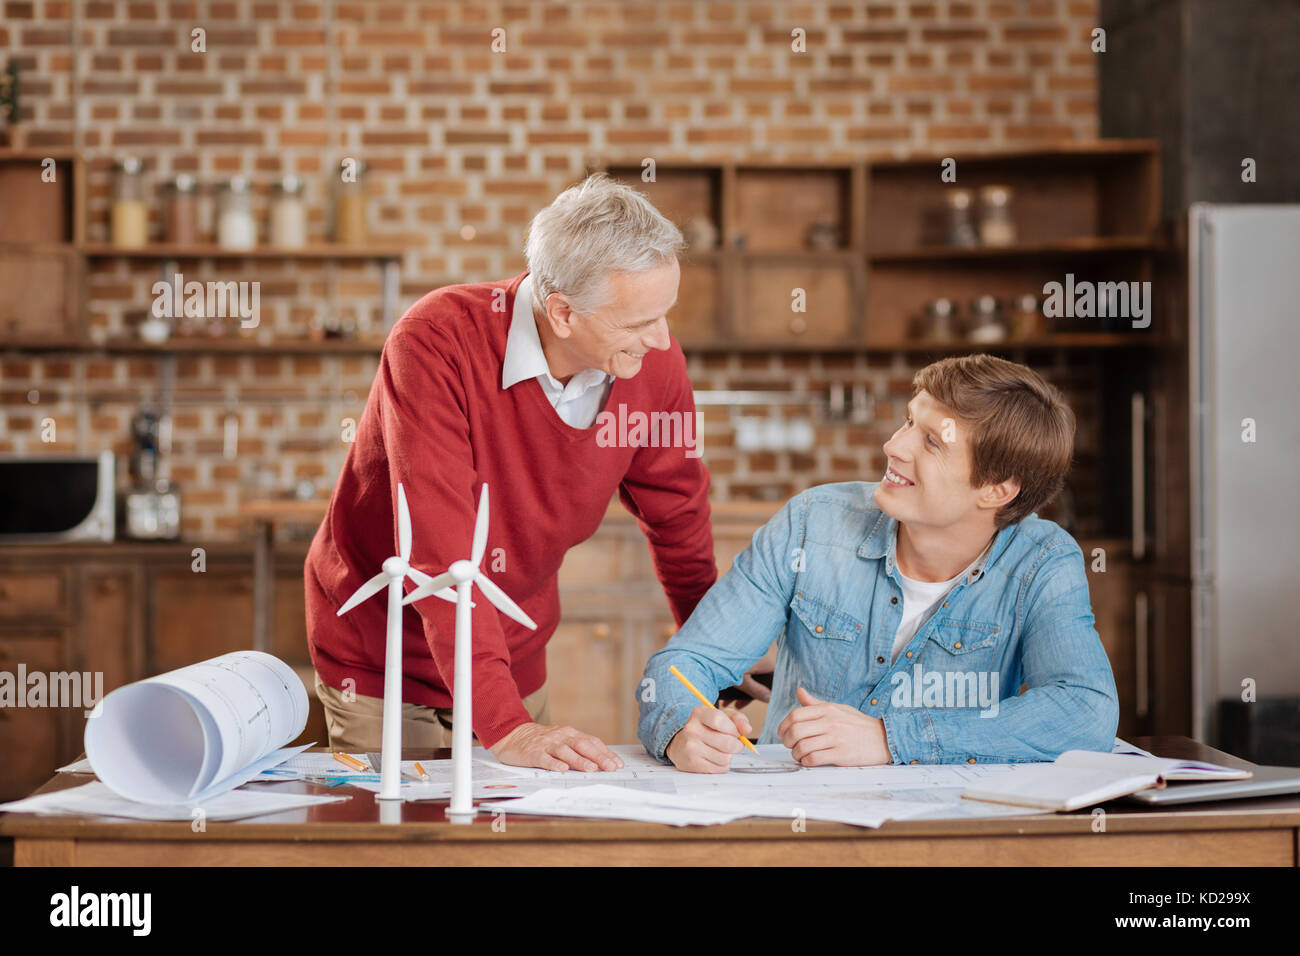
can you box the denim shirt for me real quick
[637,481,1120,765]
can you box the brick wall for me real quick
[2,0,1102,539]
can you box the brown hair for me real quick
[912,354,1075,528]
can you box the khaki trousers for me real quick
[314,671,551,753]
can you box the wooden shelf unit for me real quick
[79,242,407,260]
[0,150,86,343]
[598,141,1164,350]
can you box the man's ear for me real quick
[542,292,578,341]
[979,476,1021,512]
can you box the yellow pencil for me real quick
[668,665,760,755]
[414,761,429,780]
[332,751,369,773]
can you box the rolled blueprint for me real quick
[84,650,310,804]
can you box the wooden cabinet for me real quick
[0,632,67,801]
[0,150,85,343]
[544,615,628,745]
[151,568,253,673]
[599,145,1162,351]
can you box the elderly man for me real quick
[306,173,717,771]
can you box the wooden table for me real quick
[3,737,1297,866]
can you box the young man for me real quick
[638,354,1119,771]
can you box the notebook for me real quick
[961,750,1251,811]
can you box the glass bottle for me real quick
[967,295,1008,343]
[943,189,978,247]
[111,157,149,248]
[216,176,257,250]
[269,174,308,248]
[978,185,1016,246]
[162,173,198,246]
[334,160,368,245]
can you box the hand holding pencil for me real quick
[665,665,759,774]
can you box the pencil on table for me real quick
[668,664,760,755]
[332,751,369,773]
[414,761,429,780]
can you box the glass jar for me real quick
[978,185,1016,246]
[111,157,149,248]
[967,295,1008,343]
[162,173,198,246]
[923,298,960,343]
[334,160,367,245]
[943,189,978,246]
[1010,293,1044,340]
[269,174,308,248]
[216,176,257,250]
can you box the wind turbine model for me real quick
[402,483,536,823]
[336,482,457,801]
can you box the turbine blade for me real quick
[406,567,459,605]
[471,483,489,567]
[336,571,389,616]
[402,570,457,606]
[475,572,537,630]
[396,483,412,562]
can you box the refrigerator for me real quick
[1189,203,1300,750]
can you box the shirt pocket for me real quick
[787,592,865,698]
[922,619,1002,687]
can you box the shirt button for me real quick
[905,651,913,658]
[954,641,963,649]
[814,625,824,633]
[876,655,884,664]
[890,597,899,605]
[967,757,977,764]
[870,698,878,706]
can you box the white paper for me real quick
[498,785,752,826]
[1059,749,1250,780]
[465,743,1051,825]
[1112,737,1157,758]
[84,651,310,804]
[0,780,347,822]
[962,764,1162,810]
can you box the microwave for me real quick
[0,451,116,542]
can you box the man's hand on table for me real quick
[665,705,755,773]
[777,687,891,766]
[490,722,625,772]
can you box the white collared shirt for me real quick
[501,273,613,428]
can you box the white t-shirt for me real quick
[889,532,988,664]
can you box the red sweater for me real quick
[305,271,716,747]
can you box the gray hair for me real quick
[524,172,685,317]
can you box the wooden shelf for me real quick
[865,138,1161,169]
[859,334,1178,353]
[79,243,406,260]
[1,337,387,355]
[1,334,1176,357]
[869,235,1162,263]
